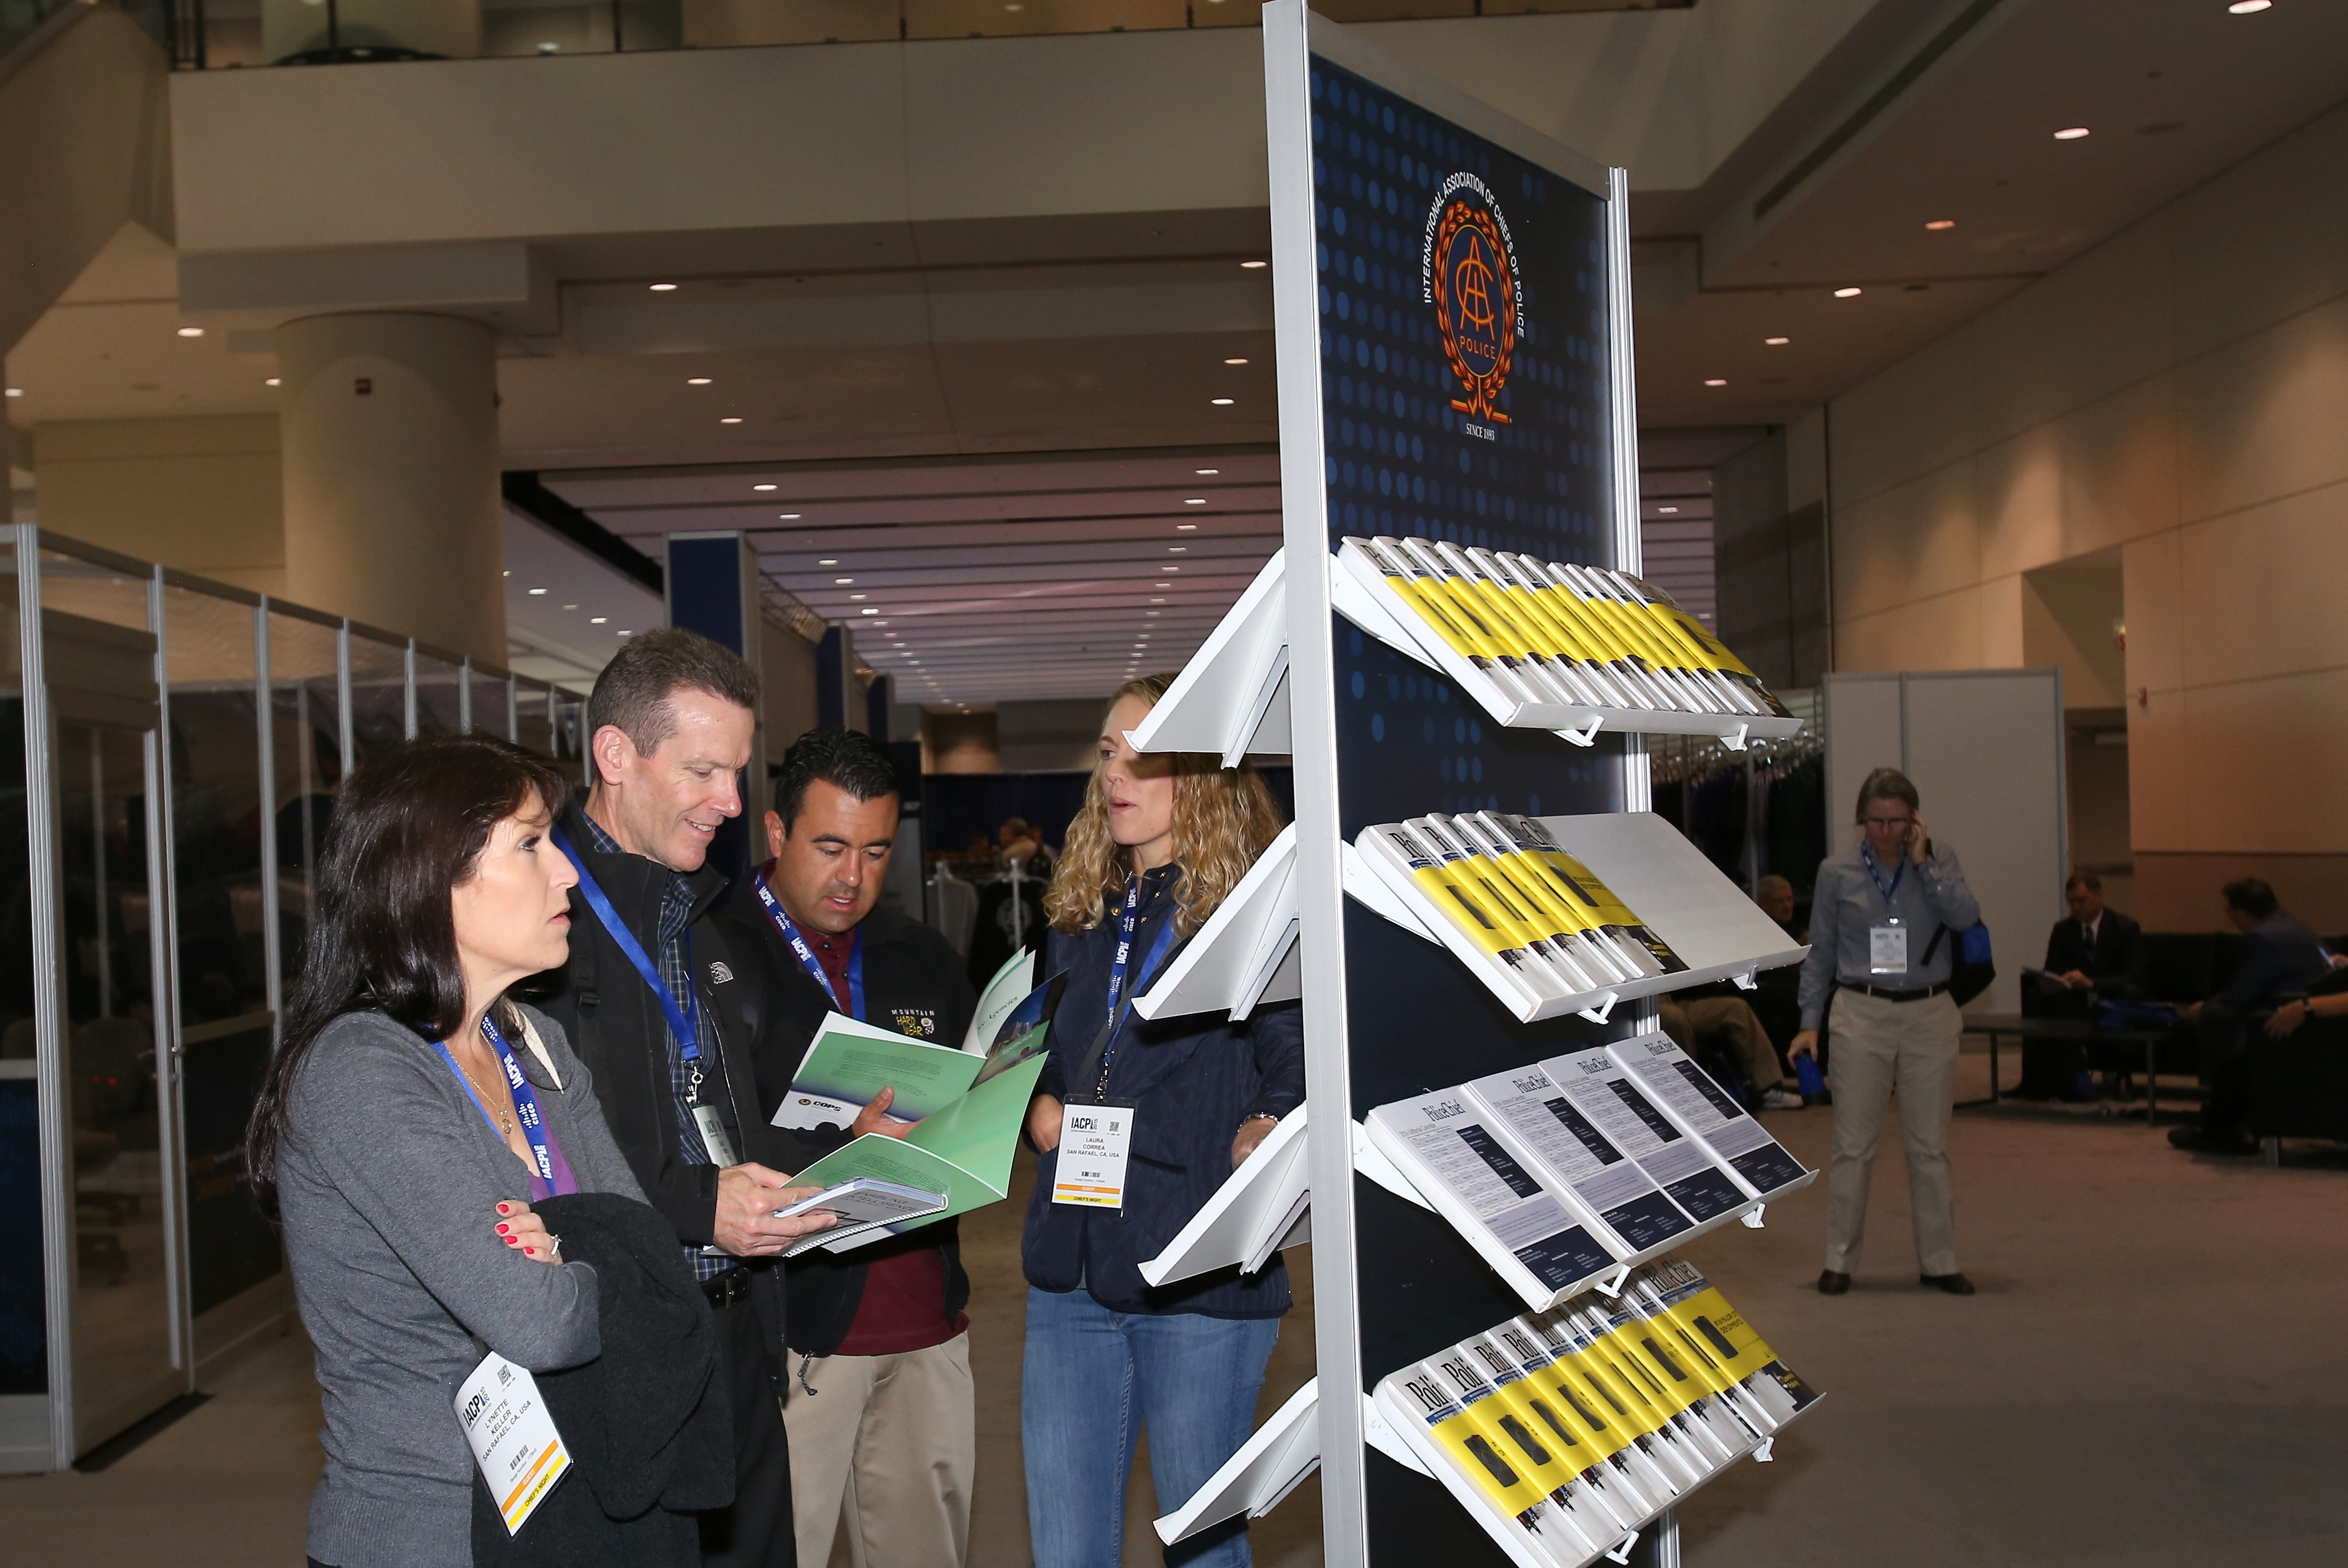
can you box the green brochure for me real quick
[785,1052,1051,1256]
[771,1012,984,1132]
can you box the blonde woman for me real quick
[1020,675,1303,1568]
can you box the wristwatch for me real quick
[1237,1112,1279,1133]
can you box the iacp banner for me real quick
[1261,4,1649,1566]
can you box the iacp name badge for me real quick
[456,1351,572,1535]
[1051,1104,1136,1209]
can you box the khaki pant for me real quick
[1824,988,1961,1276]
[1658,994,1786,1091]
[784,1332,975,1568]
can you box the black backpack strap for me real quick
[1921,923,1949,966]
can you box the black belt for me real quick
[702,1266,754,1308]
[1841,980,1952,1003]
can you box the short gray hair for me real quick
[587,628,759,756]
[1854,766,1920,824]
[1757,874,1793,900]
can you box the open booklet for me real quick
[773,967,1067,1256]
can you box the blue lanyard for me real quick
[1094,878,1179,1095]
[753,871,866,1022]
[437,1014,556,1185]
[1861,843,1906,909]
[552,827,700,1066]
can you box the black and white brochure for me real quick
[1462,1065,1696,1259]
[1603,1032,1815,1200]
[1365,1089,1618,1310]
[1539,1047,1753,1224]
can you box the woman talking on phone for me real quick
[247,735,758,1568]
[1021,674,1304,1568]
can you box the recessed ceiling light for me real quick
[754,483,777,491]
[264,376,282,386]
[1659,506,1680,515]
[1176,523,1199,530]
[1764,336,1790,346]
[1184,498,1208,505]
[1196,468,1219,475]
[687,377,711,385]
[1241,260,1267,269]
[1146,611,1162,617]
[649,283,678,291]
[618,629,634,636]
[850,594,867,600]
[779,513,801,519]
[4,388,21,397]
[527,587,548,595]
[1703,378,1727,387]
[1166,565,1180,571]
[860,607,878,615]
[176,326,205,337]
[590,616,608,624]
[1211,397,1235,405]
[562,603,578,609]
[835,577,854,584]
[2228,0,2271,11]
[1169,546,1187,553]
[1150,598,1167,604]
[1224,357,1249,365]
[818,558,838,565]
[2053,126,2091,140]
[1155,582,1171,588]
[1833,286,1863,298]
[1924,219,1956,231]
[720,416,743,423]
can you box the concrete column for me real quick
[278,311,506,664]
[263,0,481,61]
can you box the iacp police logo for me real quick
[1421,173,1522,435]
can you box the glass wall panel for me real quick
[160,588,267,1029]
[0,544,39,1395]
[38,547,150,633]
[413,650,464,739]
[554,688,589,774]
[347,632,408,765]
[468,665,514,741]
[514,677,555,758]
[267,611,342,997]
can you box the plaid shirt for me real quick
[578,813,735,1282]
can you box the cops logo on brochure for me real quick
[1421,173,1522,435]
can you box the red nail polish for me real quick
[496,1224,510,1234]
[497,1203,510,1214]
[524,1247,536,1255]
[506,1236,518,1245]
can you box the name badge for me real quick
[692,1104,740,1168]
[1052,1104,1137,1209]
[1870,923,1909,976]
[456,1351,572,1535]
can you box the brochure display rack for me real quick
[1135,9,1820,1564]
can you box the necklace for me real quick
[456,1054,516,1136]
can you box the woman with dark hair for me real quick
[1019,675,1304,1568]
[248,734,652,1568]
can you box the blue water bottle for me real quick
[1793,1052,1826,1099]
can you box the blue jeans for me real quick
[1022,1286,1281,1568]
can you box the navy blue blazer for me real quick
[1022,864,1306,1317]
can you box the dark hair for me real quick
[2066,869,2103,893]
[587,628,759,757]
[773,727,901,829]
[244,734,573,1213]
[1854,767,1921,824]
[2223,877,2278,921]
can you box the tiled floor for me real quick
[9,1044,2346,1566]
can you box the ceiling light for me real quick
[4,388,20,397]
[1211,397,1235,405]
[1166,565,1180,571]
[1834,286,1863,298]
[1241,260,1267,269]
[618,630,634,636]
[835,577,854,584]
[527,587,548,596]
[1155,582,1171,588]
[2228,0,2271,10]
[755,483,777,491]
[850,594,867,600]
[1925,219,1956,231]
[562,603,578,610]
[176,326,206,338]
[1146,611,1161,617]
[721,416,743,424]
[819,558,839,565]
[1177,523,1199,531]
[590,616,608,624]
[687,377,711,385]
[860,607,878,615]
[1764,336,1790,346]
[1703,378,1727,387]
[779,513,801,519]
[1224,357,1249,365]
[1184,498,1208,505]
[1659,506,1680,515]
[649,283,678,291]
[1196,468,1219,475]
[2053,126,2091,140]
[264,376,282,386]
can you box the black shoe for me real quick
[1817,1270,1850,1295]
[2169,1125,2258,1156]
[1920,1272,1976,1295]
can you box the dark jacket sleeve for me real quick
[1240,1001,1305,1124]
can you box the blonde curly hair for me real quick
[1045,674,1285,937]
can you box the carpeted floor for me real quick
[8,1044,2344,1566]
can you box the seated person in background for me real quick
[1757,874,1802,940]
[2165,879,2331,1152]
[2016,870,2147,1099]
[998,816,1053,874]
[1658,993,1804,1112]
[1748,876,1807,1083]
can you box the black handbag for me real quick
[1923,922,1996,1006]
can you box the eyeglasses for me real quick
[1863,816,1913,830]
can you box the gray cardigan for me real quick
[277,1005,645,1568]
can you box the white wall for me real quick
[1822,97,2348,930]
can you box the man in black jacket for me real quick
[2018,870,2147,1098]
[530,630,891,1568]
[726,729,980,1568]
